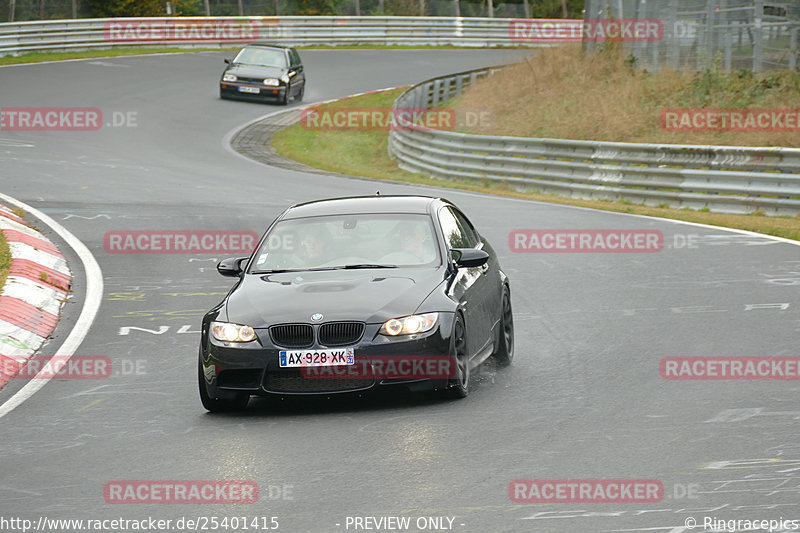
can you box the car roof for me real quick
[244,42,293,50]
[282,195,444,219]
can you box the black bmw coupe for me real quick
[199,195,513,411]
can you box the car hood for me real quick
[223,64,286,79]
[225,268,445,327]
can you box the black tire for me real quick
[280,84,290,105]
[296,83,304,102]
[492,285,514,367]
[198,352,249,412]
[443,314,469,399]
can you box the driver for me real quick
[300,225,333,266]
[395,221,435,263]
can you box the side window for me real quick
[451,209,479,247]
[438,207,470,249]
[289,49,301,67]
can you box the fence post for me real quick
[753,0,763,72]
[666,0,679,68]
[790,25,798,71]
[704,0,714,54]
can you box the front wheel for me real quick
[443,314,469,399]
[280,85,291,105]
[198,352,249,412]
[492,285,514,367]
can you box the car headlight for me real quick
[263,78,280,86]
[222,74,237,82]
[211,321,257,343]
[379,313,438,336]
[280,73,290,84]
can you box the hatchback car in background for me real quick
[219,42,305,104]
[198,195,513,412]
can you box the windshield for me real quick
[250,213,441,272]
[232,47,287,68]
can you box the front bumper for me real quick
[200,314,455,398]
[220,82,287,102]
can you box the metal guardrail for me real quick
[388,67,800,215]
[0,16,570,55]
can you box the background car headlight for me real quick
[211,321,257,343]
[379,313,438,336]
[222,74,237,82]
[263,78,280,86]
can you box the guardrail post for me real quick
[790,25,798,71]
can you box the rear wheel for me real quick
[443,314,469,398]
[198,352,249,412]
[492,285,514,367]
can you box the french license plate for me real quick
[279,348,355,368]
[238,86,260,94]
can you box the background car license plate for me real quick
[238,86,260,94]
[279,348,355,368]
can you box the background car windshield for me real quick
[233,47,287,67]
[251,213,440,271]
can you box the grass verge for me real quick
[272,89,800,241]
[0,44,519,66]
[0,230,10,295]
[0,47,240,65]
[451,44,800,147]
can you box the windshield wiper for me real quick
[252,264,396,274]
[339,264,397,269]
[252,267,342,274]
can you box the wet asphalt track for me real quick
[0,49,799,533]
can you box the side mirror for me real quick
[451,248,489,268]
[217,257,248,277]
[224,58,231,64]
